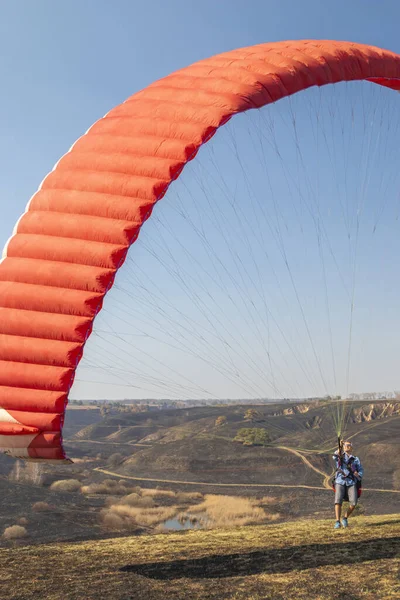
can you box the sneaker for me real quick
[334,520,341,529]
[341,517,348,528]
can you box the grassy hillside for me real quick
[67,401,400,494]
[2,514,399,600]
[1,399,398,550]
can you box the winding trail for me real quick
[67,439,151,447]
[94,467,327,490]
[82,419,400,495]
[275,446,332,489]
[94,467,400,494]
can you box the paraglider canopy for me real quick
[0,40,399,460]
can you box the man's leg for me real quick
[343,485,358,518]
[344,505,356,518]
[334,484,345,525]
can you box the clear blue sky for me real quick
[1,1,399,401]
[0,0,399,238]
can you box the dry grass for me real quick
[175,492,203,504]
[260,495,277,505]
[105,504,177,528]
[141,489,176,499]
[3,525,27,540]
[1,514,399,599]
[101,489,278,532]
[187,494,279,528]
[100,487,183,530]
[50,479,81,493]
[17,517,29,526]
[101,503,177,530]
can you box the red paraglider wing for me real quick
[1,40,399,460]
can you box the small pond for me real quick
[163,515,205,531]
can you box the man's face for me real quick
[343,442,353,453]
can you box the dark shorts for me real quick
[334,483,358,506]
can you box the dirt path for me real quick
[67,439,151,447]
[94,467,327,490]
[94,467,400,494]
[275,446,332,489]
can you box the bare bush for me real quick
[50,479,81,493]
[32,501,51,512]
[118,493,155,508]
[3,525,27,540]
[101,512,125,530]
[81,481,134,496]
[118,482,141,493]
[17,517,28,526]
[81,483,111,495]
[117,492,140,506]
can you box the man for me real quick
[332,440,363,529]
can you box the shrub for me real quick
[234,428,270,446]
[244,409,259,422]
[3,525,27,540]
[118,492,140,505]
[81,481,134,496]
[107,453,124,467]
[32,501,51,512]
[17,517,29,526]
[102,512,125,529]
[50,479,81,492]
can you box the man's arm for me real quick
[354,457,363,478]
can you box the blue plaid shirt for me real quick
[333,452,363,486]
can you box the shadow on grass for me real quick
[120,536,400,580]
[369,519,400,527]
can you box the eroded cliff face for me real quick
[305,415,323,429]
[273,404,313,417]
[349,402,400,423]
[272,401,400,427]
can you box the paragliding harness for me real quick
[331,439,362,501]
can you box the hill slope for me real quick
[66,401,400,493]
[2,514,399,600]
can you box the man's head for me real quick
[342,441,353,454]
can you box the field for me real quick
[2,514,399,600]
[1,400,399,598]
[1,399,400,550]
